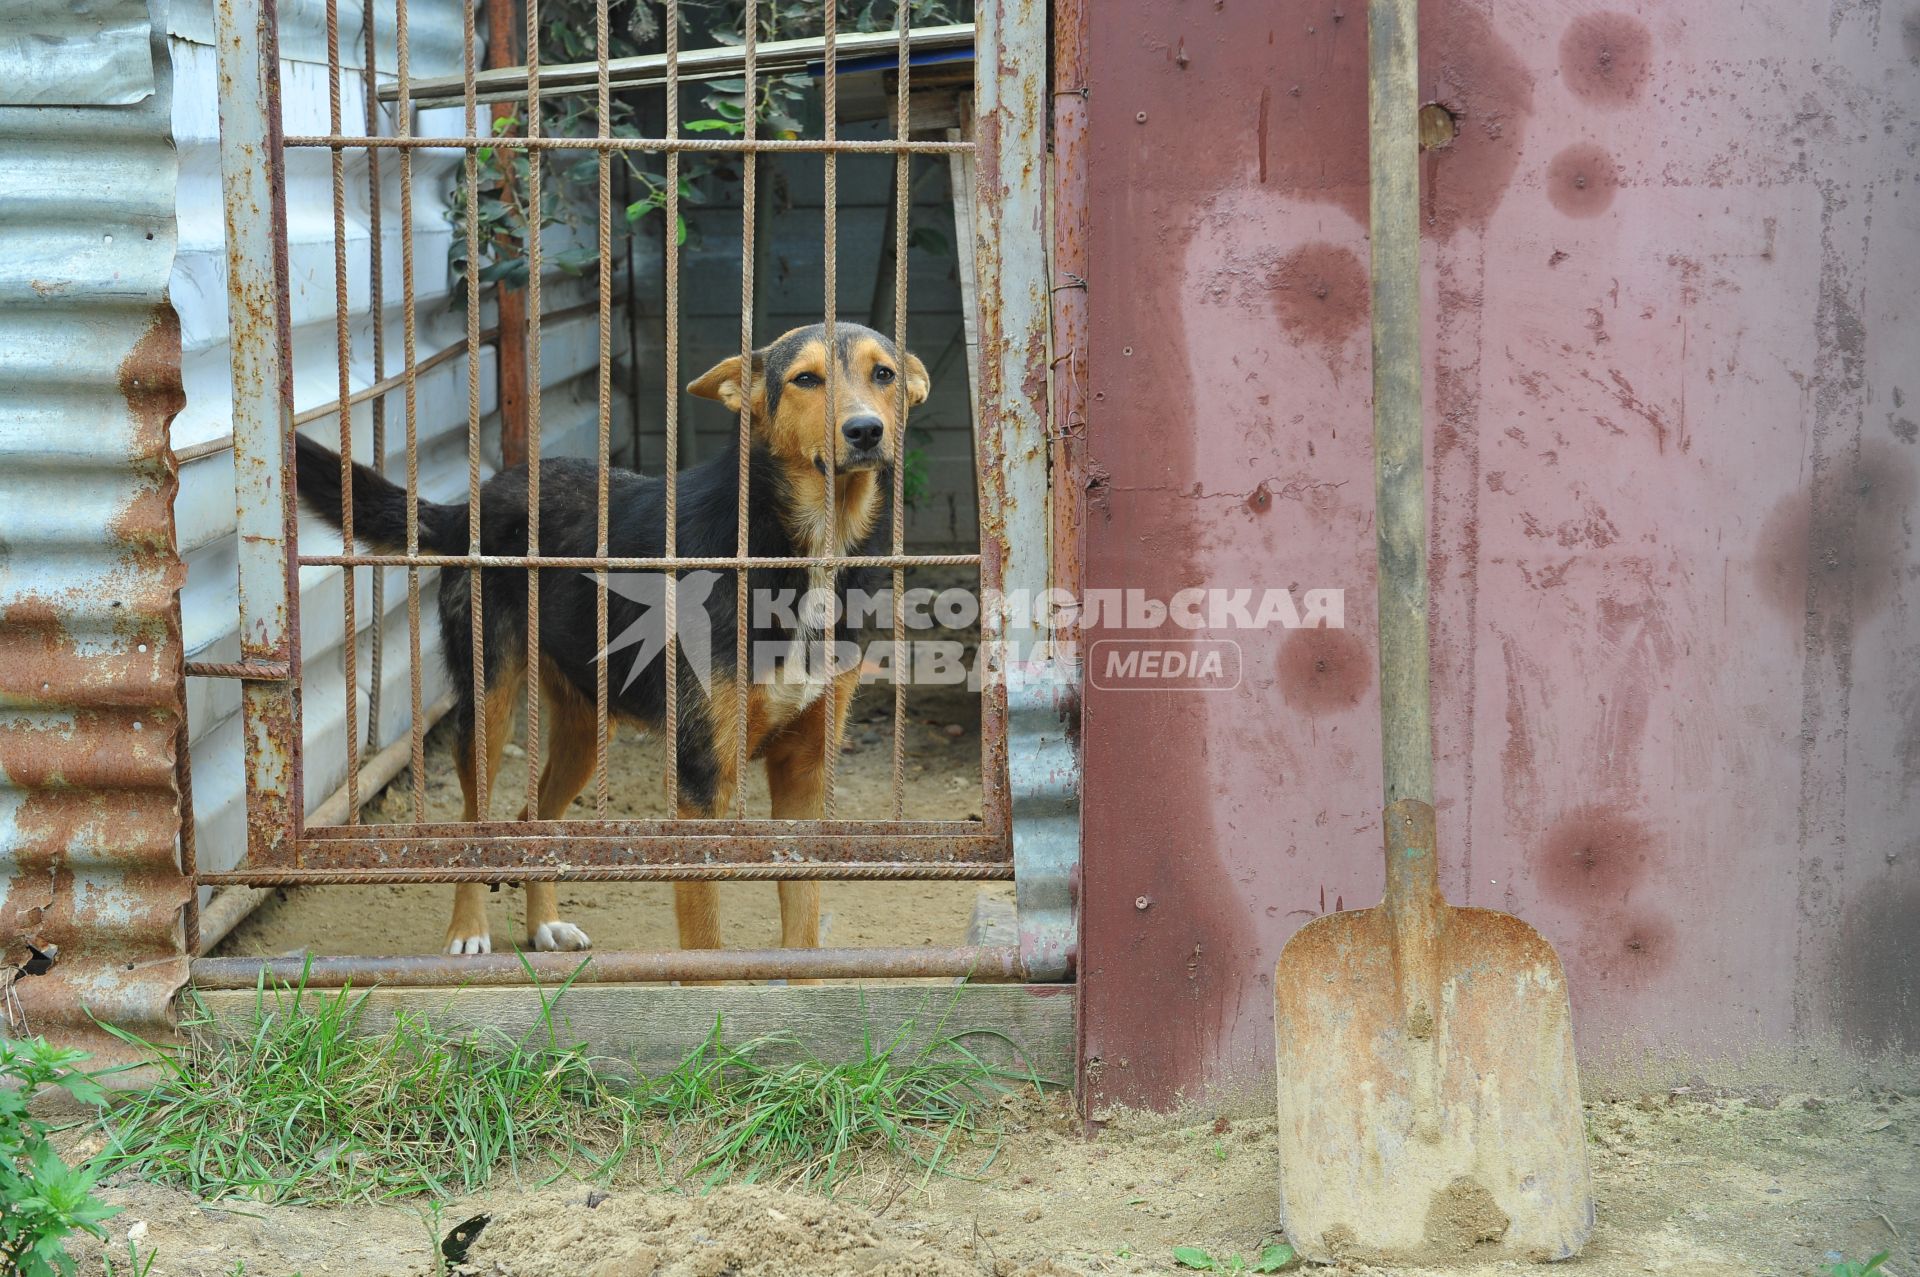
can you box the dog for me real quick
[294,322,929,956]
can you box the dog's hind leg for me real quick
[448,663,525,955]
[670,770,734,958]
[671,678,748,969]
[521,664,604,952]
[760,668,862,978]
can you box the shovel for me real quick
[1269,0,1595,1263]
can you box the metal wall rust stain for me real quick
[1079,0,1920,1111]
[0,7,191,1069]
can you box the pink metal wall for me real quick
[1078,0,1920,1111]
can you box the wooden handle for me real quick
[1369,0,1433,812]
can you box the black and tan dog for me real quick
[295,323,928,956]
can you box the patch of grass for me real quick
[97,966,628,1204]
[643,1017,1026,1192]
[1823,1254,1890,1277]
[96,964,1034,1206]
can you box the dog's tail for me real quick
[294,433,466,554]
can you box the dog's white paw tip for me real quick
[532,921,592,952]
[446,934,492,955]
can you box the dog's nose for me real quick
[842,416,884,452]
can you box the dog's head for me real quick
[688,324,929,475]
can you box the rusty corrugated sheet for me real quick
[0,0,190,1067]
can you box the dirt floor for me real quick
[66,1087,1917,1276]
[219,651,994,959]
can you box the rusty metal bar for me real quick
[889,0,912,823]
[286,135,973,153]
[376,24,976,106]
[462,0,489,821]
[592,0,612,818]
[253,836,1003,880]
[395,0,427,823]
[200,861,1012,886]
[818,0,840,819]
[731,0,757,820]
[361,2,388,758]
[306,815,983,838]
[662,0,682,815]
[971,0,1048,847]
[324,0,363,825]
[522,0,546,818]
[1050,0,1088,657]
[299,552,981,569]
[185,660,293,680]
[190,944,1024,989]
[216,0,303,869]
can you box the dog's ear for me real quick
[902,352,930,408]
[688,353,764,412]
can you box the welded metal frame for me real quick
[205,0,1069,983]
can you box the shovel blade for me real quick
[1273,903,1594,1263]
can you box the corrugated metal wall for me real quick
[0,0,191,1064]
[167,0,636,886]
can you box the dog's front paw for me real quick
[446,930,493,955]
[532,921,592,952]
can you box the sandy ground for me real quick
[65,1087,1918,1276]
[218,670,995,959]
[188,585,1917,1274]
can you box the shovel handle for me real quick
[1369,0,1433,812]
[1370,0,1445,1141]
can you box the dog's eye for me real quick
[791,372,823,389]
[872,366,896,384]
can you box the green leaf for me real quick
[492,115,519,135]
[1173,1247,1217,1271]
[479,258,528,287]
[553,246,598,277]
[675,214,688,246]
[1252,1243,1296,1273]
[684,118,743,135]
